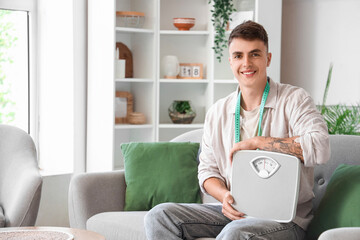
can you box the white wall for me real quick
[35,0,87,227]
[37,0,74,173]
[281,0,360,105]
[36,174,71,227]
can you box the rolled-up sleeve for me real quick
[198,106,226,194]
[290,95,331,167]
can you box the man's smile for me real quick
[241,70,256,76]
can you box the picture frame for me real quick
[115,91,133,124]
[178,63,203,79]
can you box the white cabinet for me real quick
[87,0,282,172]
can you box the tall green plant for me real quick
[320,63,333,115]
[209,0,236,62]
[0,9,17,124]
[319,63,360,135]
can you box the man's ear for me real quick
[266,52,272,67]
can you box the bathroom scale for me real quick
[231,150,301,222]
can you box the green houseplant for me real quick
[319,63,360,135]
[168,100,196,124]
[209,0,236,62]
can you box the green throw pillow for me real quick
[121,142,202,211]
[307,164,360,240]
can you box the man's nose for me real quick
[243,56,252,67]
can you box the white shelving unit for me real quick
[87,0,282,172]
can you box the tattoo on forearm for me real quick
[262,137,304,162]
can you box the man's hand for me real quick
[229,137,260,163]
[221,191,245,220]
[203,178,245,220]
[229,136,304,163]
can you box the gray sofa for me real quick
[68,129,360,240]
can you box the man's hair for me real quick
[228,20,269,51]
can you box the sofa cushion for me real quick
[87,212,216,240]
[121,142,201,211]
[0,206,5,227]
[307,164,360,240]
[87,211,147,240]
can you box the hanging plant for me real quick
[209,0,236,62]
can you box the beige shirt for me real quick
[240,106,260,141]
[198,78,330,230]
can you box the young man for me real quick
[144,21,330,240]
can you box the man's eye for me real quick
[234,55,241,59]
[252,53,260,57]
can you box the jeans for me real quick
[144,203,306,240]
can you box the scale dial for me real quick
[250,156,280,179]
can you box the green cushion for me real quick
[121,142,201,211]
[307,164,360,240]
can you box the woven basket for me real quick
[128,112,146,124]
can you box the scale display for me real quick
[231,150,301,222]
[250,156,280,179]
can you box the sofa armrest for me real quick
[318,227,360,240]
[68,170,126,229]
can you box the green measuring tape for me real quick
[235,79,270,143]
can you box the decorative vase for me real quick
[161,55,180,78]
[168,100,196,124]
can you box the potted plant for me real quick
[319,63,360,135]
[208,0,236,62]
[168,100,196,124]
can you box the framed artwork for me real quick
[178,63,203,79]
[115,91,133,124]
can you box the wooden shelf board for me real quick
[115,27,154,34]
[115,124,153,129]
[160,30,210,36]
[159,123,204,129]
[115,78,154,83]
[160,79,209,83]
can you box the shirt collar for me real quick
[229,77,278,114]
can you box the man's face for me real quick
[228,38,272,89]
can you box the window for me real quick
[1,0,86,174]
[0,9,29,132]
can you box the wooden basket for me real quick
[128,112,146,124]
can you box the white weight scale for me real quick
[231,150,301,222]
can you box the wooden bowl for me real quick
[173,18,195,31]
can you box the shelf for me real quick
[160,30,210,36]
[115,78,154,83]
[160,79,209,83]
[115,27,154,34]
[159,124,204,129]
[115,124,153,129]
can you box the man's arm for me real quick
[203,177,245,220]
[229,136,304,163]
[259,136,304,162]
